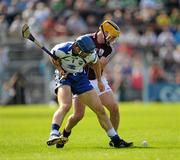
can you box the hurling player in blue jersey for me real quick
[58,20,133,148]
[47,35,126,148]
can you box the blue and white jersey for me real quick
[51,42,98,74]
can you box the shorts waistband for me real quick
[69,70,85,76]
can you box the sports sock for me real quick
[107,128,118,138]
[52,123,60,130]
[50,123,60,136]
[63,129,71,138]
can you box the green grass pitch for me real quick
[0,103,179,160]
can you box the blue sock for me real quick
[51,123,60,131]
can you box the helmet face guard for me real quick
[99,20,120,44]
[75,35,96,58]
[76,50,90,58]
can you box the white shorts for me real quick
[90,77,112,96]
[73,77,112,98]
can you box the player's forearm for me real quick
[92,60,102,82]
[99,57,108,70]
[49,56,64,73]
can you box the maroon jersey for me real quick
[85,32,113,80]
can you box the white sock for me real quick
[107,128,118,138]
[50,129,59,136]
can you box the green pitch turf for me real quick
[0,103,179,160]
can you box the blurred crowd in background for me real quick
[0,0,180,104]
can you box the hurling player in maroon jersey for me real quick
[57,20,133,148]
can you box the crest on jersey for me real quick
[78,60,83,65]
[97,48,104,56]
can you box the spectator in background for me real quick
[170,8,180,26]
[156,11,170,28]
[173,44,180,63]
[66,11,88,35]
[175,70,180,84]
[0,46,9,75]
[131,70,143,98]
[33,2,50,24]
[140,26,157,46]
[54,16,68,37]
[112,9,124,26]
[26,2,50,37]
[1,81,16,105]
[86,14,97,33]
[159,42,175,73]
[117,78,126,102]
[42,14,56,39]
[50,0,66,14]
[140,0,162,9]
[157,26,175,46]
[124,26,140,46]
[174,24,180,44]
[8,14,23,38]
[131,54,143,91]
[22,1,35,21]
[149,63,166,84]
[0,1,7,14]
[0,15,8,42]
[1,72,26,105]
[11,72,26,104]
[139,0,159,23]
[0,46,9,103]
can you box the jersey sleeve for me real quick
[50,45,65,59]
[55,49,65,59]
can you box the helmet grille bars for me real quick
[106,21,120,31]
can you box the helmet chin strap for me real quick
[72,43,79,56]
[100,25,110,45]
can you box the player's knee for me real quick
[74,112,84,121]
[110,103,119,114]
[112,104,119,114]
[59,103,71,113]
[96,105,106,116]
